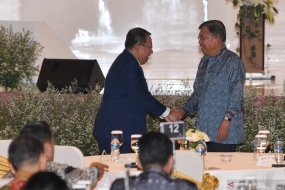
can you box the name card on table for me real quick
[256,155,275,166]
[160,121,185,140]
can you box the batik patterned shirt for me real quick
[183,46,246,144]
[2,159,100,190]
[0,171,31,190]
[110,167,198,190]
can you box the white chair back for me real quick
[0,140,12,158]
[0,178,13,187]
[0,140,84,169]
[54,145,85,168]
[175,150,204,182]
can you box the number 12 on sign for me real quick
[160,121,185,140]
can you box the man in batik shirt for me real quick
[181,20,246,152]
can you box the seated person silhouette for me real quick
[23,171,68,190]
[0,135,46,190]
[2,121,108,189]
[110,131,198,190]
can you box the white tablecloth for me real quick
[84,152,285,190]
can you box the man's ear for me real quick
[43,142,52,159]
[136,157,143,170]
[133,43,141,52]
[164,155,174,174]
[39,153,47,171]
[9,162,16,175]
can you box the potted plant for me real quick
[228,0,278,73]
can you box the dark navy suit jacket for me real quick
[93,50,166,153]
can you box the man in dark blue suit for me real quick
[94,27,180,154]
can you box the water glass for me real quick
[254,134,268,159]
[258,130,270,148]
[130,134,142,155]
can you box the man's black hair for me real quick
[23,171,69,190]
[19,121,53,144]
[125,27,151,50]
[138,131,173,168]
[9,134,44,171]
[199,20,226,43]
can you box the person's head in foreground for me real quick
[19,121,54,161]
[125,27,153,65]
[23,171,68,190]
[137,131,174,174]
[8,134,46,176]
[198,20,226,56]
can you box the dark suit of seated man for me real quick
[110,132,198,190]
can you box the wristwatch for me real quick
[223,116,231,121]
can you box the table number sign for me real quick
[256,155,275,166]
[160,121,185,140]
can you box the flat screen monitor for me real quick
[36,58,105,93]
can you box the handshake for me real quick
[165,109,185,122]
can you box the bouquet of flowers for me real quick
[184,128,210,151]
[186,128,210,142]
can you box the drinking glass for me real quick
[130,134,142,155]
[258,130,270,150]
[255,134,268,156]
[111,130,123,147]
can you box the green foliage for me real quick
[1,80,285,155]
[0,83,100,156]
[0,25,43,90]
[236,80,285,152]
[229,0,278,66]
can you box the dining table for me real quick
[84,151,285,190]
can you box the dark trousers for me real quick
[206,141,236,152]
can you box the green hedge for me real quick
[0,81,284,155]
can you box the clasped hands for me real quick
[165,109,184,122]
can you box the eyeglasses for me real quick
[139,44,153,49]
[198,35,216,41]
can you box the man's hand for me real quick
[165,109,182,122]
[90,162,109,180]
[217,120,230,142]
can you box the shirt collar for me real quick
[144,165,168,175]
[15,170,33,180]
[205,45,227,60]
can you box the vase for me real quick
[184,140,207,154]
[183,140,198,151]
[188,141,198,151]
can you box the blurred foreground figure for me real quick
[0,135,46,190]
[110,132,198,190]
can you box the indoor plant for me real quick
[228,0,278,71]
